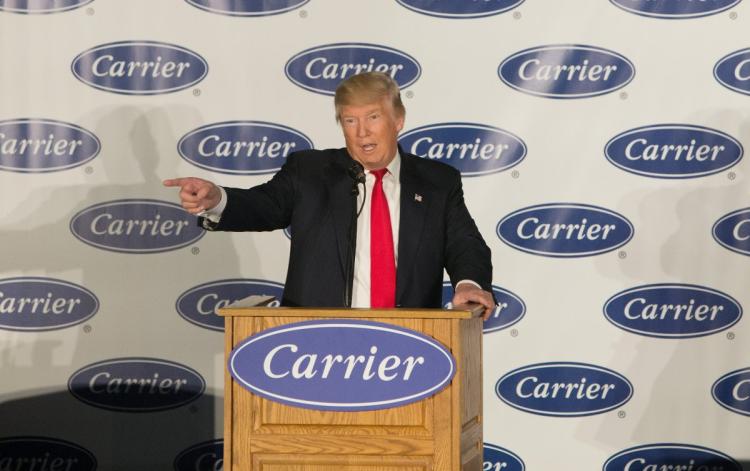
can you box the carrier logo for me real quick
[176,279,284,331]
[441,282,525,333]
[285,43,421,96]
[715,48,750,96]
[604,284,742,339]
[178,121,313,175]
[72,41,208,95]
[497,203,634,257]
[0,119,100,173]
[0,277,99,332]
[499,45,635,98]
[611,0,742,19]
[396,0,524,18]
[496,362,633,417]
[713,208,750,256]
[484,443,525,471]
[229,320,455,411]
[68,358,205,412]
[0,437,96,471]
[604,443,742,471]
[713,367,750,416]
[0,0,93,14]
[399,123,526,176]
[185,0,308,16]
[605,124,743,179]
[174,439,223,471]
[70,199,204,254]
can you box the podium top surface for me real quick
[218,305,484,319]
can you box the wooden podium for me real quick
[218,303,484,471]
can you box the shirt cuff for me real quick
[197,186,227,223]
[456,279,482,290]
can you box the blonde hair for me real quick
[334,72,405,122]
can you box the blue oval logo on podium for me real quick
[713,367,750,416]
[285,43,421,96]
[70,199,204,254]
[399,123,526,176]
[68,357,205,412]
[185,0,308,16]
[610,0,741,18]
[396,0,524,18]
[495,362,633,417]
[0,0,93,13]
[499,45,634,99]
[605,124,742,179]
[176,279,284,331]
[484,443,525,471]
[178,121,313,175]
[604,443,742,471]
[713,208,750,256]
[0,119,101,173]
[174,439,223,471]
[72,41,208,95]
[229,320,455,411]
[715,48,750,96]
[497,203,633,257]
[604,284,742,339]
[441,282,525,333]
[0,277,99,332]
[0,437,96,471]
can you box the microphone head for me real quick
[347,161,366,184]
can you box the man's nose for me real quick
[356,122,369,137]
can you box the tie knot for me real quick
[371,168,388,181]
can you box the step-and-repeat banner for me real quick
[1,1,749,469]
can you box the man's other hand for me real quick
[452,282,496,321]
[163,177,221,215]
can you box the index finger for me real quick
[163,178,187,188]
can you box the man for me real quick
[164,72,495,318]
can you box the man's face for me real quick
[339,98,404,171]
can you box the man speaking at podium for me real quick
[164,72,495,319]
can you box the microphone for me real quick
[347,161,366,195]
[344,160,366,308]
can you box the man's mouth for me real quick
[361,143,376,153]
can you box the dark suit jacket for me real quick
[205,147,493,308]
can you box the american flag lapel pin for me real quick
[414,193,423,203]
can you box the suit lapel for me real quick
[324,150,357,280]
[396,153,432,304]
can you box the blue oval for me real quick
[484,443,525,471]
[713,368,750,416]
[496,362,633,417]
[497,203,634,257]
[178,121,313,175]
[441,282,525,334]
[174,439,223,471]
[713,208,750,256]
[0,277,99,332]
[605,124,743,179]
[396,0,524,18]
[72,41,208,95]
[604,443,742,471]
[399,123,526,177]
[610,0,741,19]
[176,279,284,332]
[0,437,96,471]
[285,43,421,96]
[499,45,635,99]
[0,0,93,14]
[0,119,100,173]
[68,357,206,412]
[229,319,456,411]
[604,284,742,339]
[185,0,308,16]
[70,199,205,254]
[715,48,750,96]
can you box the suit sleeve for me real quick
[442,172,494,292]
[205,152,299,232]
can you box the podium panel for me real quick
[220,306,483,471]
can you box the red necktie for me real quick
[370,169,396,308]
